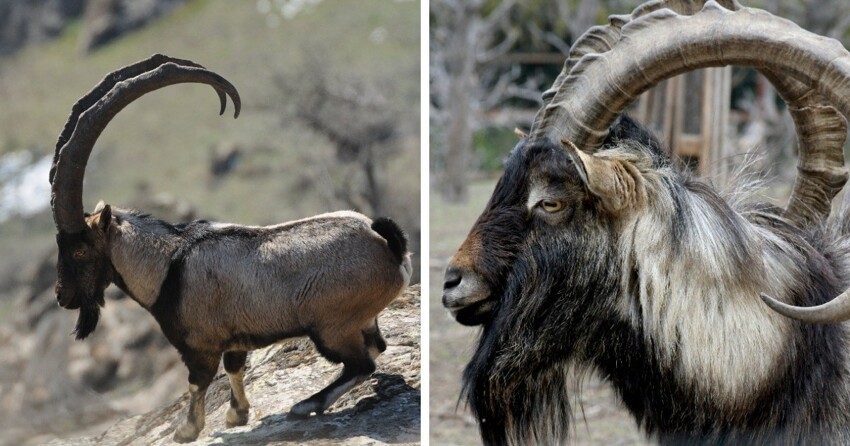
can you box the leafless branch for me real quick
[479,0,515,33]
[528,22,571,56]
[476,29,519,64]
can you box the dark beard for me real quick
[461,269,574,445]
[73,291,104,340]
[460,241,618,445]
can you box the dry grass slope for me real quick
[0,0,420,303]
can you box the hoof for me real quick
[173,423,200,443]
[287,411,310,420]
[289,399,322,418]
[226,407,250,428]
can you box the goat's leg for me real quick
[174,350,220,443]
[363,318,387,360]
[223,350,250,428]
[290,332,377,418]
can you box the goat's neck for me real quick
[616,186,800,413]
[108,213,183,308]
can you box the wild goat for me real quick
[50,55,412,443]
[442,1,850,444]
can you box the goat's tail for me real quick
[372,217,408,264]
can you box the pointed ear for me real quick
[91,203,112,231]
[561,139,644,214]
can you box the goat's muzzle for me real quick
[442,264,493,326]
[55,284,80,310]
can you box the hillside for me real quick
[0,0,420,297]
[0,0,420,443]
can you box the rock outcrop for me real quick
[0,252,181,445]
[79,0,185,52]
[0,0,83,55]
[0,0,184,56]
[42,286,421,445]
[0,232,419,446]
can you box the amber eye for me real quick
[539,199,564,213]
[73,248,87,259]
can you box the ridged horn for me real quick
[530,0,850,227]
[50,55,241,234]
[766,75,847,226]
[531,1,850,322]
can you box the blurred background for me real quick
[429,0,850,444]
[0,0,419,444]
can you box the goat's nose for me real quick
[442,265,469,308]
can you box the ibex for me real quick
[442,0,850,443]
[50,54,411,443]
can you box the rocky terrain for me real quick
[0,0,83,55]
[0,0,184,55]
[62,286,419,445]
[0,250,419,446]
[79,0,186,52]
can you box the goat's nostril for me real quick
[444,277,461,290]
[443,268,462,290]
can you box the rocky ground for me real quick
[0,262,420,446]
[0,0,184,55]
[55,285,420,446]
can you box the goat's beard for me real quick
[462,270,575,446]
[73,291,105,340]
[464,341,573,445]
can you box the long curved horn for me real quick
[50,53,227,182]
[532,0,743,128]
[530,1,850,322]
[50,55,241,234]
[530,0,850,227]
[766,75,847,226]
[760,292,850,324]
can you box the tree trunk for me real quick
[440,3,477,202]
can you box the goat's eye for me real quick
[73,248,87,259]
[539,199,564,213]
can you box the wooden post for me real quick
[632,67,731,183]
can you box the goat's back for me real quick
[176,211,407,349]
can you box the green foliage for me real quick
[473,126,517,172]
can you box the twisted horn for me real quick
[532,1,850,322]
[533,0,741,117]
[530,0,849,227]
[767,75,847,226]
[50,55,241,234]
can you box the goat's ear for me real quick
[91,202,112,231]
[562,139,644,214]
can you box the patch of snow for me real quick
[0,152,52,223]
